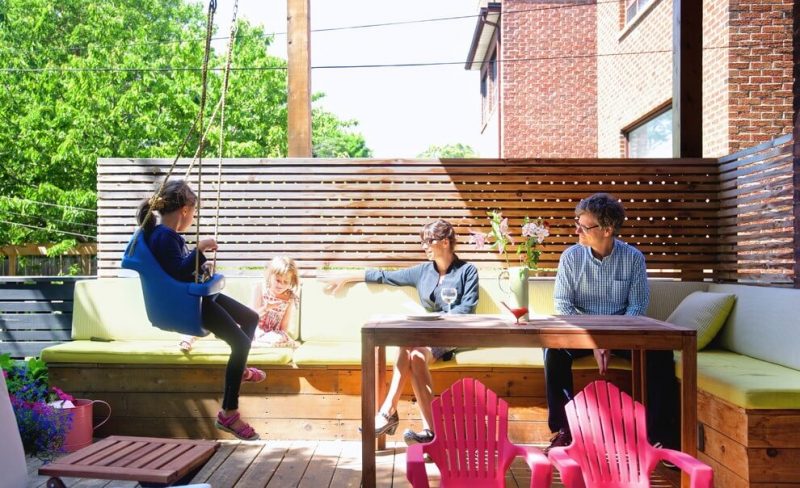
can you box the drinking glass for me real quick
[441,287,457,314]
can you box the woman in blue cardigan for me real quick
[321,219,479,445]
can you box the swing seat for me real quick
[120,231,225,337]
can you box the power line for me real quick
[0,219,96,240]
[0,209,97,228]
[0,195,97,213]
[0,38,790,74]
[0,1,619,57]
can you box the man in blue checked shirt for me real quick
[543,193,679,455]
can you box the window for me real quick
[481,50,498,124]
[625,0,653,23]
[626,109,672,158]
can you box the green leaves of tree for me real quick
[0,0,370,247]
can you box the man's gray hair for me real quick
[575,193,626,232]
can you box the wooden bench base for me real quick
[696,389,800,487]
[47,363,630,443]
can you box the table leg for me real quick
[681,335,698,488]
[631,349,643,403]
[376,346,387,451]
[361,335,376,488]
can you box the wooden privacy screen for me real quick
[718,134,795,285]
[97,157,721,279]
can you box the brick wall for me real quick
[596,0,673,157]
[703,0,731,157]
[500,0,597,158]
[727,0,793,153]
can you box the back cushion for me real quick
[72,277,273,341]
[299,280,419,342]
[299,276,512,342]
[528,278,708,320]
[710,283,800,370]
[72,278,177,340]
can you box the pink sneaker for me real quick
[242,367,266,383]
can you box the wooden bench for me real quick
[0,277,80,358]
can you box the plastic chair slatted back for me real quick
[549,380,713,488]
[120,231,224,337]
[406,377,551,488]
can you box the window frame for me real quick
[623,102,673,158]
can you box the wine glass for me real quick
[440,287,457,314]
[501,301,529,324]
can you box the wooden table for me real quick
[360,314,697,488]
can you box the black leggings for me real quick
[202,293,259,410]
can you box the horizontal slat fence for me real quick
[98,157,722,280]
[0,277,82,358]
[718,134,796,285]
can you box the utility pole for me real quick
[287,0,312,157]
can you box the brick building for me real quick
[466,0,793,158]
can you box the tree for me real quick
[0,0,370,247]
[417,143,478,158]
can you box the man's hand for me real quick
[593,348,610,375]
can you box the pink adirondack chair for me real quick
[406,377,552,488]
[548,380,713,488]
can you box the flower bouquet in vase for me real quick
[471,211,549,323]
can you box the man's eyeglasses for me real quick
[421,237,439,246]
[574,220,600,232]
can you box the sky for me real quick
[213,0,484,157]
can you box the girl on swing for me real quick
[137,179,262,441]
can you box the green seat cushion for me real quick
[675,350,800,409]
[293,343,472,368]
[454,347,631,370]
[666,291,735,349]
[41,340,293,365]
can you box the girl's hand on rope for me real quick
[198,238,218,252]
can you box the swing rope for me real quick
[129,0,239,283]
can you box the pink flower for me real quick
[469,231,488,250]
[51,387,73,403]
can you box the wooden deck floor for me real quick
[27,440,680,487]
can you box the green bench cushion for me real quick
[709,283,800,371]
[676,349,800,409]
[40,340,293,365]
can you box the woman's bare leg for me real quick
[379,347,412,415]
[408,347,435,430]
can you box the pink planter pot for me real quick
[61,399,111,452]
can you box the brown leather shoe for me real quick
[544,428,572,455]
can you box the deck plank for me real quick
[28,440,680,487]
[327,439,363,488]
[266,440,315,487]
[206,441,263,487]
[235,440,291,488]
[298,440,343,488]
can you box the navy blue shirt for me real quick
[364,257,479,313]
[146,224,206,282]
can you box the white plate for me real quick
[406,313,443,321]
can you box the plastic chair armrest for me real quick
[406,444,431,488]
[657,448,713,487]
[548,447,586,488]
[514,445,552,488]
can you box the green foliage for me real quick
[417,143,477,159]
[0,0,370,248]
